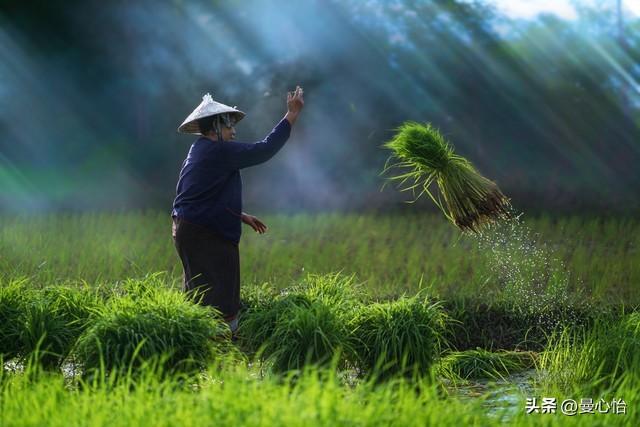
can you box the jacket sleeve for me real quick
[221,118,292,170]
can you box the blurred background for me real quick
[1,0,639,215]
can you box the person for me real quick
[171,86,305,336]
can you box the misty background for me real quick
[1,0,639,215]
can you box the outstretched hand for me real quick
[287,85,304,114]
[241,213,267,234]
[285,85,304,126]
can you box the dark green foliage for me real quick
[237,288,304,354]
[349,295,448,379]
[442,297,602,352]
[287,273,361,315]
[20,299,73,370]
[438,349,537,381]
[383,122,511,233]
[238,273,358,372]
[19,285,102,370]
[594,312,640,382]
[266,300,351,372]
[541,312,640,391]
[0,280,27,360]
[592,312,639,379]
[75,288,227,377]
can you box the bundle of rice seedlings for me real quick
[0,279,27,360]
[75,289,229,377]
[383,121,511,233]
[238,274,358,371]
[438,349,537,382]
[19,285,103,370]
[266,300,352,372]
[20,299,70,370]
[288,272,361,313]
[238,273,356,352]
[349,295,448,379]
[237,286,299,354]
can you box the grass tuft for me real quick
[540,312,640,391]
[438,348,537,381]
[75,283,228,377]
[238,273,357,372]
[19,284,103,370]
[349,294,448,379]
[0,279,27,360]
[266,300,351,372]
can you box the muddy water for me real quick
[446,368,538,420]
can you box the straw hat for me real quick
[177,93,246,134]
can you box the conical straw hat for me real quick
[178,93,246,134]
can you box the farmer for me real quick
[171,86,305,336]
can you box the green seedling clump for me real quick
[0,279,27,360]
[18,284,103,370]
[541,312,640,391]
[266,300,351,372]
[383,122,511,233]
[75,286,228,377]
[349,295,448,379]
[239,273,358,372]
[438,349,537,381]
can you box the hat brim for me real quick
[177,111,246,135]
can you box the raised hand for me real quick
[285,86,304,125]
[287,85,304,114]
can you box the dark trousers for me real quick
[172,216,240,320]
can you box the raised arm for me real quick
[222,86,304,170]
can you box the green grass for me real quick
[540,312,640,392]
[0,211,638,425]
[1,359,637,426]
[238,274,358,372]
[0,282,103,370]
[74,278,230,377]
[0,362,493,427]
[264,300,350,372]
[349,294,447,379]
[1,211,637,304]
[438,349,537,381]
[0,279,26,360]
[239,275,448,376]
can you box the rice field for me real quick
[0,211,638,425]
[1,211,637,302]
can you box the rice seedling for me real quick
[291,272,361,313]
[74,285,229,377]
[382,122,511,233]
[438,349,537,382]
[266,300,353,372]
[236,284,287,353]
[2,212,639,305]
[348,294,448,379]
[0,361,510,427]
[0,279,27,360]
[238,274,358,371]
[19,284,103,370]
[20,298,74,370]
[540,312,640,391]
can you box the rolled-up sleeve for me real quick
[221,118,292,170]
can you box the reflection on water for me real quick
[445,369,538,420]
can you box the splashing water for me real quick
[475,212,588,329]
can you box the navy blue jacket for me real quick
[171,117,292,244]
